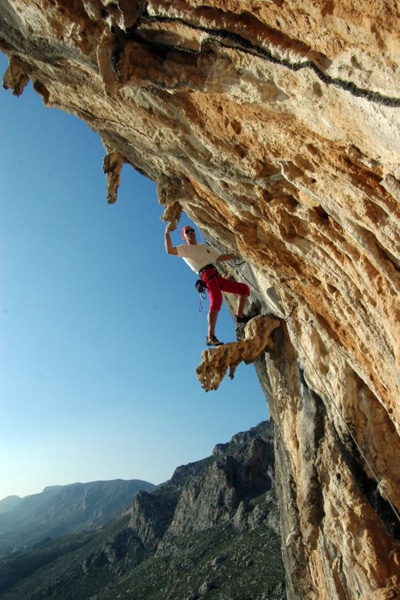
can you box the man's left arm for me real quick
[217,253,238,262]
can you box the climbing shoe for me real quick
[236,314,253,324]
[206,336,224,347]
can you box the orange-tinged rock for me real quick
[196,315,281,391]
[1,1,400,597]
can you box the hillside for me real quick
[0,479,155,556]
[0,497,22,515]
[0,421,286,600]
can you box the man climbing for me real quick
[165,223,252,346]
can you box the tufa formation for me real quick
[1,2,400,598]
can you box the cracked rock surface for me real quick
[1,2,400,598]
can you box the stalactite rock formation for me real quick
[1,2,400,598]
[196,315,281,391]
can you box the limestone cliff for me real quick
[1,2,400,598]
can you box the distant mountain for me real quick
[0,479,155,555]
[0,421,286,600]
[0,496,22,515]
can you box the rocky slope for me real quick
[0,480,154,555]
[1,2,400,598]
[0,422,285,600]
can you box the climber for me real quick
[165,223,252,346]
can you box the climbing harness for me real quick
[195,269,220,312]
[196,279,207,312]
[195,279,207,295]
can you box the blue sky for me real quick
[0,52,269,500]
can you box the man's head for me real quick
[181,226,196,244]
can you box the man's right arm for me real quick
[165,224,178,255]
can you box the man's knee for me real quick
[209,300,222,311]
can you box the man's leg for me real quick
[208,309,219,339]
[220,279,250,318]
[205,275,223,342]
[237,293,248,318]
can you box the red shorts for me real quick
[200,267,250,311]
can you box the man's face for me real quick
[184,228,196,242]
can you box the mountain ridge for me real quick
[0,421,286,600]
[0,479,155,555]
[0,496,23,515]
